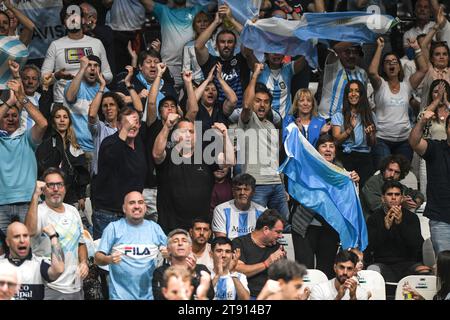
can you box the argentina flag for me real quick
[240,11,397,68]
[279,122,368,250]
[0,36,29,89]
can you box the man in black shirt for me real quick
[365,181,430,283]
[92,107,147,239]
[410,112,450,255]
[153,112,235,233]
[232,209,286,298]
[152,229,214,300]
[195,10,251,119]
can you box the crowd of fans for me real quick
[0,0,450,301]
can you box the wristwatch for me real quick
[126,84,135,90]
[21,97,30,105]
[49,232,59,240]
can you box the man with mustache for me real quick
[362,154,424,218]
[189,218,213,273]
[213,173,265,240]
[310,250,370,300]
[25,168,88,300]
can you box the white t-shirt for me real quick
[212,200,266,240]
[310,278,370,300]
[31,202,85,294]
[374,78,412,141]
[41,35,113,103]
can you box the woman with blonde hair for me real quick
[283,88,330,147]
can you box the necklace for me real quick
[389,81,400,93]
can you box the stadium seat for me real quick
[281,233,295,261]
[357,270,386,300]
[303,269,328,290]
[422,237,436,268]
[394,275,437,300]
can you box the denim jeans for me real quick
[372,138,413,170]
[252,184,290,223]
[92,209,123,240]
[0,203,30,234]
[429,220,450,254]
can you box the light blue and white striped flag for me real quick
[0,36,29,89]
[279,122,368,250]
[218,0,262,25]
[240,12,397,68]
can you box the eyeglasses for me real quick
[0,280,17,289]
[384,59,399,65]
[46,182,65,190]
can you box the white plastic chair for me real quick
[281,233,295,261]
[303,269,328,290]
[357,270,386,300]
[395,275,437,300]
[422,237,436,268]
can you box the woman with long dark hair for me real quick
[331,80,376,187]
[36,105,89,208]
[368,37,428,168]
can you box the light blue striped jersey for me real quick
[212,200,266,240]
[0,36,28,89]
[64,81,109,152]
[318,58,368,119]
[211,272,249,300]
[19,92,41,132]
[257,62,295,119]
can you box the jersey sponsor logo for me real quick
[222,69,239,81]
[231,226,253,234]
[114,244,159,259]
[65,47,94,64]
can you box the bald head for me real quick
[6,222,30,259]
[123,191,146,225]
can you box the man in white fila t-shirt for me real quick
[213,173,266,240]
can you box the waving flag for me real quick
[240,12,397,68]
[0,36,29,89]
[279,122,368,250]
[219,0,262,25]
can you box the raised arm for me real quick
[124,66,143,113]
[24,181,46,237]
[368,37,384,91]
[213,122,236,168]
[220,4,243,34]
[8,79,47,143]
[194,65,216,101]
[42,224,65,281]
[409,38,429,90]
[152,113,180,164]
[409,110,432,156]
[216,63,237,116]
[195,12,222,67]
[65,56,89,103]
[146,62,166,127]
[241,63,264,123]
[4,0,35,46]
[88,69,107,124]
[184,70,198,122]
